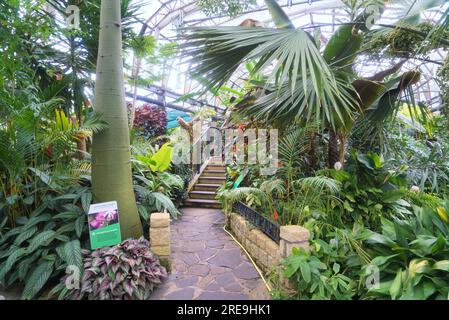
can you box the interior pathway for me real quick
[150,207,270,300]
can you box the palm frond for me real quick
[260,179,286,197]
[294,176,341,195]
[278,125,317,167]
[241,74,357,128]
[218,187,267,205]
[181,26,358,128]
[81,112,108,134]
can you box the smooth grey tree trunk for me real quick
[91,0,143,239]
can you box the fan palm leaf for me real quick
[294,176,341,195]
[182,26,358,129]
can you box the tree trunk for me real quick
[307,131,317,171]
[338,133,347,166]
[71,115,86,160]
[91,0,143,239]
[129,55,141,127]
[75,134,87,160]
[328,129,339,168]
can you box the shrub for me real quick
[281,200,449,300]
[54,237,168,300]
[134,104,167,139]
[361,200,449,300]
[282,247,357,300]
[322,151,410,231]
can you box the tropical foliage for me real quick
[0,186,90,299]
[0,0,185,300]
[1,0,449,302]
[204,0,449,301]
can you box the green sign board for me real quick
[87,201,122,250]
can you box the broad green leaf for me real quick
[333,263,340,274]
[27,230,56,252]
[264,0,295,30]
[149,143,173,172]
[28,167,60,189]
[21,260,55,300]
[433,260,449,272]
[0,248,27,282]
[60,240,83,271]
[390,269,403,300]
[13,226,38,246]
[299,261,312,283]
[81,192,92,213]
[75,216,85,238]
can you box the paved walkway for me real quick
[150,208,270,300]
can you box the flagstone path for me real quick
[150,207,270,300]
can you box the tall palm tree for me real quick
[182,0,442,167]
[91,0,143,239]
[183,0,358,132]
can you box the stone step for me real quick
[183,198,221,209]
[198,176,226,185]
[206,165,226,171]
[189,190,216,200]
[208,157,225,166]
[201,169,226,177]
[193,183,223,192]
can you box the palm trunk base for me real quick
[328,129,339,168]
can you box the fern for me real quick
[220,187,266,203]
[260,179,286,197]
[279,124,317,165]
[81,112,108,133]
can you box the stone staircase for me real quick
[183,157,225,209]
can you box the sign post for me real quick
[87,201,122,250]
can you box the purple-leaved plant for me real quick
[57,237,168,300]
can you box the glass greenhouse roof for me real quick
[131,0,448,113]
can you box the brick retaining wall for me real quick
[228,212,310,274]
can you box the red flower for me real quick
[46,145,53,158]
[273,210,279,221]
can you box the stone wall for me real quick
[228,212,309,274]
[149,212,171,260]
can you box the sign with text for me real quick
[88,201,122,250]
